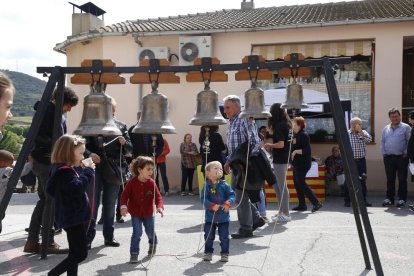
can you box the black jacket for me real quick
[128,124,164,158]
[228,142,276,203]
[46,164,94,229]
[199,132,226,172]
[85,119,132,173]
[408,127,414,163]
[31,101,65,165]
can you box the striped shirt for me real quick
[381,122,411,156]
[226,111,260,157]
[348,129,372,159]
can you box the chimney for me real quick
[69,2,106,35]
[241,0,255,10]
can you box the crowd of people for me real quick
[2,71,414,273]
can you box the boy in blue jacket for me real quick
[200,161,235,263]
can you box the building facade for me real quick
[56,0,414,193]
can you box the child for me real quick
[46,135,95,276]
[200,161,235,262]
[120,156,164,264]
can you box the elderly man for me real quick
[344,117,372,207]
[381,108,411,208]
[223,95,266,239]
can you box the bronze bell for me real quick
[281,83,308,110]
[132,82,176,134]
[189,81,227,126]
[74,82,122,136]
[240,81,271,119]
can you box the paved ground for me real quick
[1,192,414,275]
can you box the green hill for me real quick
[0,69,46,117]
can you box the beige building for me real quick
[56,0,414,194]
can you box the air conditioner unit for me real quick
[179,36,212,66]
[137,47,169,65]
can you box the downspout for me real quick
[133,34,143,112]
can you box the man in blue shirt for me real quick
[381,108,411,208]
[223,95,266,239]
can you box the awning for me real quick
[252,40,373,60]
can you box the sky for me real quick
[0,0,353,79]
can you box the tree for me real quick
[0,126,26,156]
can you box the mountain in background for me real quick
[0,69,46,117]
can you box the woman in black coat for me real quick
[199,125,226,175]
[291,116,322,213]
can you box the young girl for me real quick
[120,156,164,263]
[0,72,14,139]
[201,161,235,262]
[46,135,95,276]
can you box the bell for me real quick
[240,81,271,119]
[189,81,227,126]
[132,82,176,134]
[281,83,308,110]
[74,83,122,136]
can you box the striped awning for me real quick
[252,40,373,60]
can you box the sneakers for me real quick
[164,192,169,197]
[116,218,125,223]
[203,252,212,261]
[274,214,292,222]
[180,192,187,196]
[130,253,139,263]
[396,200,406,208]
[382,198,394,207]
[188,192,195,196]
[220,254,229,262]
[409,205,414,212]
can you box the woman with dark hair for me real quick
[265,103,292,222]
[290,116,322,212]
[199,125,226,175]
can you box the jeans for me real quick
[344,158,367,203]
[181,165,195,192]
[273,163,290,216]
[48,224,88,276]
[204,222,229,254]
[86,171,120,243]
[256,189,266,216]
[156,162,169,193]
[28,160,55,244]
[383,155,409,201]
[130,216,157,254]
[293,165,319,207]
[232,175,261,231]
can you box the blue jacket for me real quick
[200,179,235,224]
[46,163,94,229]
